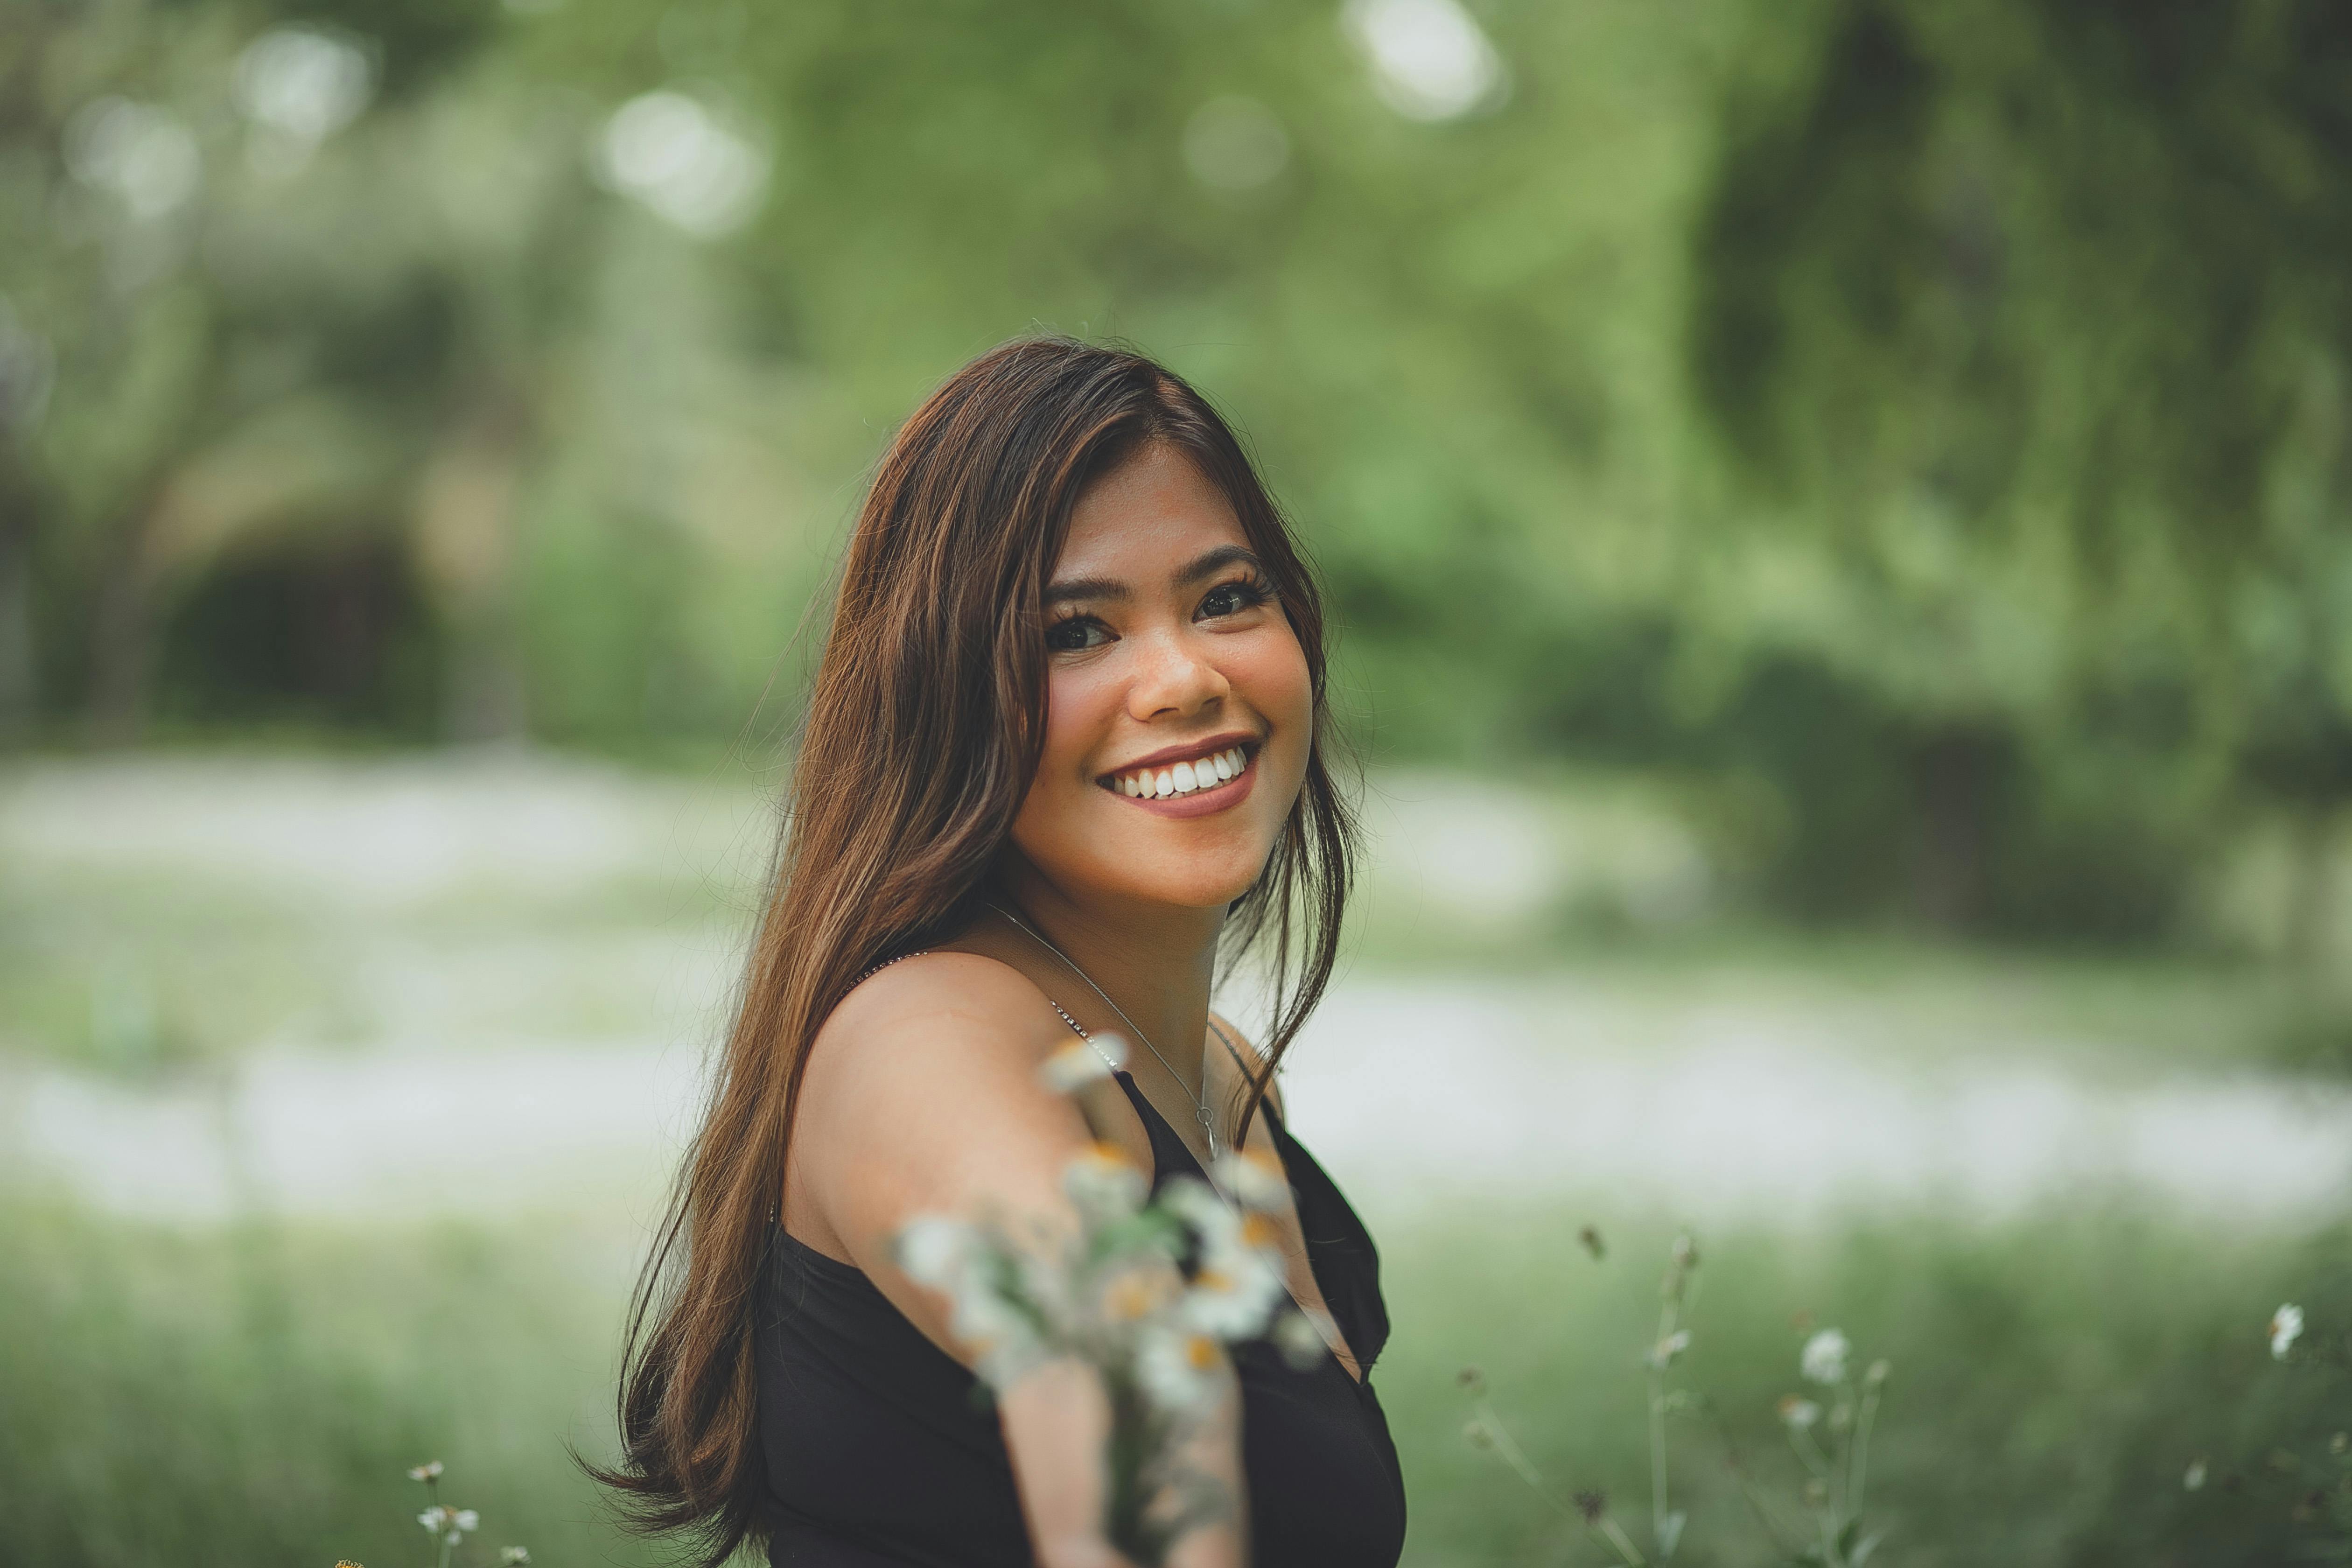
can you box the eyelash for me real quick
[1044,574,1274,651]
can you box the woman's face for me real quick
[1008,441,1313,915]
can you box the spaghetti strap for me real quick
[1206,1016,1254,1081]
[849,948,933,987]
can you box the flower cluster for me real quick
[1459,1231,1896,1568]
[1772,1326,1891,1566]
[361,1460,527,1568]
[894,1033,1325,1564]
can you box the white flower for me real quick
[1778,1395,1821,1430]
[1646,1329,1691,1370]
[406,1460,443,1482]
[1098,1262,1179,1324]
[1040,1035,1123,1093]
[953,1260,1047,1377]
[1136,1326,1230,1414]
[1179,1249,1285,1338]
[500,1548,532,1565]
[2271,1303,2304,1360]
[417,1506,477,1543]
[1062,1143,1148,1225]
[894,1216,972,1291]
[1801,1328,1850,1385]
[2183,1457,2207,1491]
[1155,1179,1288,1340]
[1209,1148,1288,1211]
[894,1216,1047,1379]
[1274,1309,1330,1370]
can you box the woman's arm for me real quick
[785,952,1245,1568]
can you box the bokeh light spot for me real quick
[1183,97,1292,191]
[1340,0,1508,122]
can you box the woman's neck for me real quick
[989,864,1223,1093]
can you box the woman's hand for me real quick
[1001,1359,1246,1568]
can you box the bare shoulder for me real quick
[801,950,1068,1116]
[1208,1009,1283,1117]
[789,950,1094,1262]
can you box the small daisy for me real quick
[894,1216,971,1291]
[1778,1395,1821,1430]
[1209,1148,1289,1211]
[2271,1303,2304,1360]
[1040,1033,1125,1093]
[1274,1308,1330,1369]
[1801,1328,1850,1385]
[1137,1327,1230,1414]
[1179,1252,1285,1338]
[417,1506,478,1544]
[406,1461,443,1482]
[1099,1263,1176,1323]
[1062,1142,1148,1223]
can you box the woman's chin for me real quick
[1062,850,1267,913]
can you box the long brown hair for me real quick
[595,337,1357,1563]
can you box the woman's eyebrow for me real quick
[1044,546,1260,605]
[1043,575,1127,606]
[1174,544,1262,587]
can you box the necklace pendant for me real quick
[1198,1105,1219,1160]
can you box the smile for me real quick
[1099,742,1255,802]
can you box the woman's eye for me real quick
[1198,580,1269,620]
[1046,616,1112,652]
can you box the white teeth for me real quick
[1110,747,1251,799]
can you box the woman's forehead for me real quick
[1053,444,1246,582]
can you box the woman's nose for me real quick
[1126,630,1231,721]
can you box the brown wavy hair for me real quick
[593,337,1357,1563]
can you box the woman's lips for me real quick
[1100,744,1259,819]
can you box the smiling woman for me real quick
[595,339,1402,1568]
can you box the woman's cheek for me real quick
[1240,630,1313,742]
[1042,666,1117,776]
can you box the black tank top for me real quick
[753,1071,1407,1565]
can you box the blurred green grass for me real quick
[4,1194,2342,1568]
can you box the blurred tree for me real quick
[12,0,2347,954]
[1687,0,2352,944]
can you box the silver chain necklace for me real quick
[987,900,1222,1160]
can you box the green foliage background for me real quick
[6,0,2351,942]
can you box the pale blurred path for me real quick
[7,983,2349,1226]
[3,752,2346,1226]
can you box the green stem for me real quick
[1829,1380,1849,1521]
[1647,1370,1670,1547]
[1849,1378,1883,1521]
[1790,1423,1834,1484]
[1702,1405,1804,1554]
[1648,1273,1682,1547]
[1597,1515,1650,1568]
[1471,1400,1558,1502]
[1469,1399,1647,1568]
